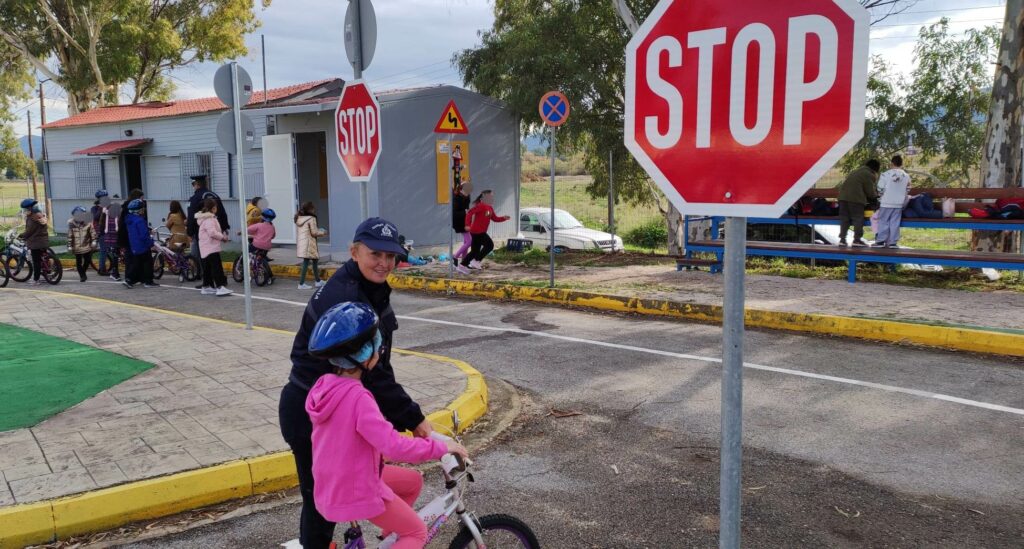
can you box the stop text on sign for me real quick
[646,15,839,150]
[338,106,378,155]
[623,0,867,216]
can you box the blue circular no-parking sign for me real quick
[539,91,570,127]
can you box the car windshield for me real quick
[539,211,584,230]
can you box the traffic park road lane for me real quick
[8,280,1024,547]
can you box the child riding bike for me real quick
[306,302,468,549]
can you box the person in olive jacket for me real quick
[280,217,433,549]
[18,198,49,285]
[837,159,881,247]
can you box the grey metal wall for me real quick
[376,87,519,251]
[43,112,267,235]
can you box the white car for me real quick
[518,207,623,252]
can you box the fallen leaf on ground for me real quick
[969,508,986,515]
[547,408,583,418]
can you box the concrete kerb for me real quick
[58,259,1024,356]
[0,289,488,549]
[383,273,1024,359]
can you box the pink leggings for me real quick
[369,465,427,548]
[454,232,472,260]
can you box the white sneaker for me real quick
[469,260,483,269]
[215,286,233,296]
[297,283,313,290]
[456,265,471,275]
[314,280,325,288]
[200,287,216,295]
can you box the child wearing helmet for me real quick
[17,199,49,285]
[305,302,468,549]
[246,208,277,275]
[68,206,97,282]
[125,199,157,288]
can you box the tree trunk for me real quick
[666,202,685,256]
[974,0,1024,253]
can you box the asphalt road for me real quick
[10,275,1024,548]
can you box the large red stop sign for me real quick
[625,0,868,217]
[335,80,382,182]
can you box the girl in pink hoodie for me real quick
[305,329,467,548]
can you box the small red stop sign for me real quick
[335,80,382,182]
[625,0,868,217]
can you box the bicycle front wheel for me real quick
[231,256,244,283]
[153,253,165,279]
[7,253,31,282]
[448,514,540,549]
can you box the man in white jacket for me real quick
[874,155,910,248]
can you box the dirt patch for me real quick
[407,260,1024,332]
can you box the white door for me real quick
[262,134,298,244]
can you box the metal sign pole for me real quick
[448,133,454,278]
[720,215,746,549]
[231,62,254,331]
[549,126,557,288]
[608,150,615,252]
[349,0,369,220]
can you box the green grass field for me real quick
[519,175,663,235]
[0,179,44,229]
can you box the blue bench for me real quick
[681,215,1024,282]
[686,239,1024,283]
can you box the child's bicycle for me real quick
[2,228,62,284]
[339,413,538,549]
[151,227,200,282]
[231,247,274,286]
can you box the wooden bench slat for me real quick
[804,187,1024,199]
[689,240,1024,264]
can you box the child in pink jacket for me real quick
[196,197,232,296]
[305,333,467,549]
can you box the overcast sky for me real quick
[12,0,1008,138]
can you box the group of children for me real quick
[451,185,509,275]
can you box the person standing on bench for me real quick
[838,159,881,247]
[873,155,910,248]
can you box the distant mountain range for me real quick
[18,135,42,157]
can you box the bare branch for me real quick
[0,30,61,83]
[36,0,87,55]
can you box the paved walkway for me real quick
[0,290,466,506]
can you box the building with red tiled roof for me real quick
[42,79,338,129]
[42,80,517,260]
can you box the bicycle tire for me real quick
[232,256,244,283]
[447,514,540,549]
[254,258,271,286]
[153,253,165,280]
[185,255,201,282]
[6,253,31,282]
[1,263,8,288]
[42,250,62,285]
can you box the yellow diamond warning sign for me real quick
[434,100,469,134]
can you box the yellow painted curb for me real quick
[0,502,53,549]
[0,289,489,547]
[386,274,1024,358]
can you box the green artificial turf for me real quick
[0,323,152,431]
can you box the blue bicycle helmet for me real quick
[261,208,276,222]
[127,199,144,212]
[71,206,87,215]
[20,198,37,210]
[95,189,109,199]
[308,302,381,368]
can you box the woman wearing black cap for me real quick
[279,217,433,549]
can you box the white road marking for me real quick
[78,282,1024,416]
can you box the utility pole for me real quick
[27,112,37,200]
[38,82,53,224]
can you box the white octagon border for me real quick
[334,79,383,183]
[623,0,869,218]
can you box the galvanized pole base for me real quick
[549,127,557,288]
[720,216,746,549]
[231,63,254,331]
[449,133,454,279]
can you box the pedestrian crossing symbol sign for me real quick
[434,100,469,134]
